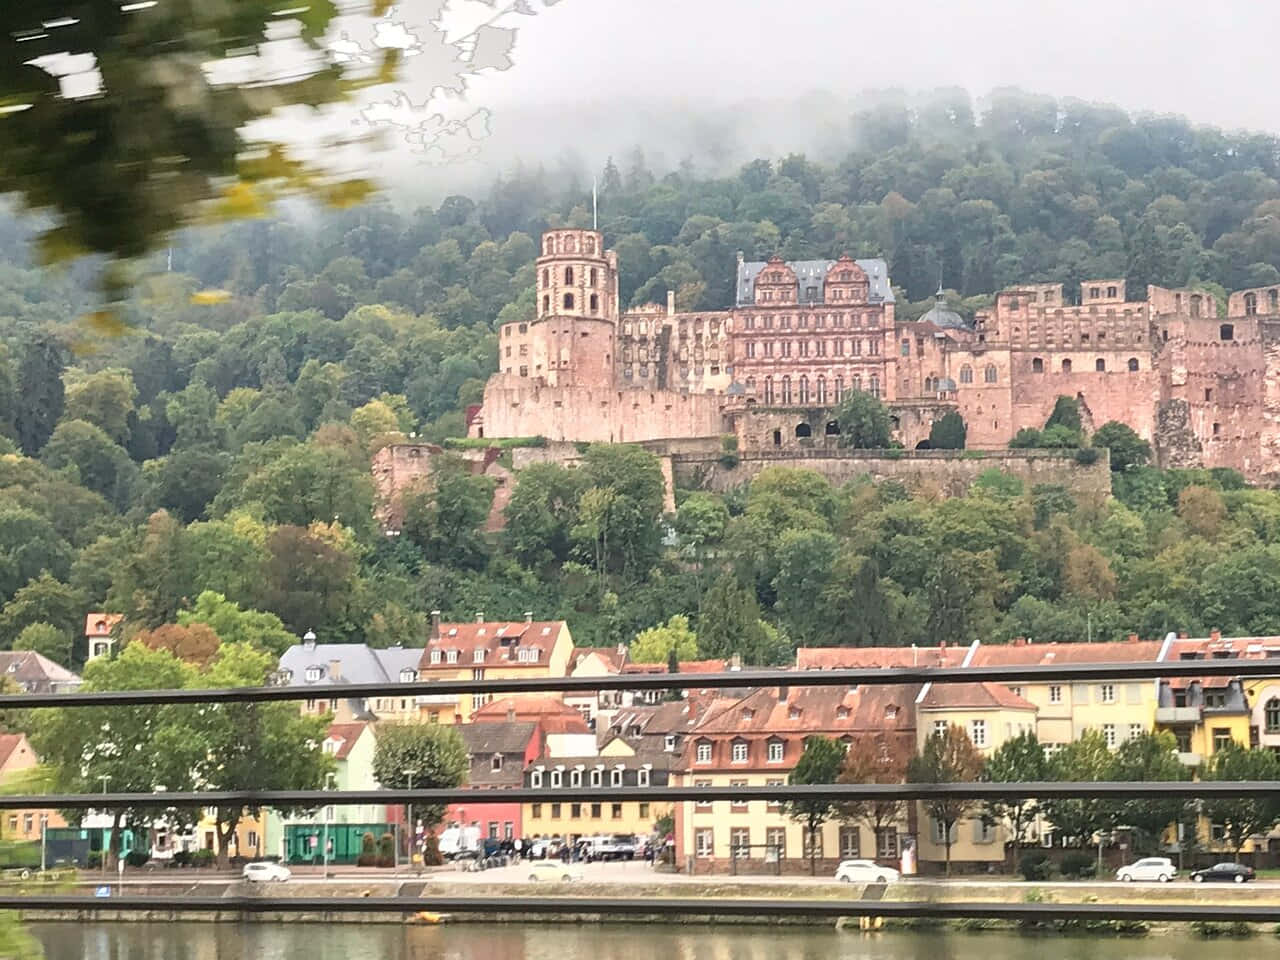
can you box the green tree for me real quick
[630,615,698,664]
[1040,730,1118,847]
[982,731,1046,852]
[1092,421,1150,472]
[837,732,911,852]
[772,528,838,645]
[1201,744,1280,857]
[1044,396,1083,432]
[697,572,789,666]
[13,336,64,455]
[41,420,137,509]
[13,622,72,667]
[927,411,967,450]
[64,370,137,445]
[785,735,847,875]
[401,457,495,570]
[674,493,730,600]
[573,445,667,579]
[0,573,86,654]
[177,591,296,658]
[832,392,892,449]
[372,723,469,844]
[502,462,586,569]
[908,724,985,875]
[1110,730,1190,853]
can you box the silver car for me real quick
[1116,857,1175,882]
[242,861,291,882]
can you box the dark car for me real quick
[1190,862,1255,883]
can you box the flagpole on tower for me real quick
[592,177,598,230]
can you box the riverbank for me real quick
[10,877,1280,936]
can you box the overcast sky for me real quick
[477,0,1279,133]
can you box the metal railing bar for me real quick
[12,781,1280,810]
[5,895,1280,921]
[6,658,1279,709]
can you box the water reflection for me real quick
[25,922,1245,960]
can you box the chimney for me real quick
[1210,629,1222,643]
[667,289,676,316]
[616,642,627,660]
[730,653,742,672]
[476,611,485,623]
[329,659,341,681]
[525,612,533,623]
[778,684,789,704]
[430,611,441,642]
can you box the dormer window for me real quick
[630,724,642,737]
[788,707,801,720]
[491,754,502,772]
[531,769,543,788]
[638,767,651,787]
[731,740,749,764]
[767,739,784,763]
[399,669,416,683]
[430,649,441,664]
[590,767,602,787]
[695,741,712,764]
[473,649,485,663]
[305,666,323,682]
[742,708,755,721]
[571,768,583,787]
[664,734,676,752]
[446,650,458,664]
[836,706,850,720]
[551,769,563,788]
[610,767,624,787]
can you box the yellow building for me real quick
[914,682,1038,868]
[195,808,265,862]
[419,614,575,723]
[523,738,669,841]
[1156,635,1254,769]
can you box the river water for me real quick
[24,923,1277,960]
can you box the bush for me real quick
[124,849,150,868]
[191,849,215,868]
[170,850,192,868]
[1019,851,1053,881]
[86,852,102,870]
[361,832,376,855]
[378,833,395,860]
[1193,921,1255,939]
[1059,851,1096,879]
[422,834,443,866]
[1074,446,1101,465]
[356,853,377,867]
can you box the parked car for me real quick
[242,861,291,882]
[834,859,900,884]
[1191,862,1255,883]
[1115,857,1175,882]
[526,860,583,882]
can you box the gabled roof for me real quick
[969,640,1163,666]
[324,722,370,760]
[0,651,82,694]
[692,685,915,737]
[276,643,421,686]
[457,721,539,756]
[421,621,565,671]
[795,646,966,670]
[84,613,123,637]
[918,682,1036,711]
[0,733,26,770]
[472,696,591,734]
[737,257,894,306]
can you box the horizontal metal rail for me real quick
[11,781,1280,810]
[5,894,1280,922]
[7,657,1280,708]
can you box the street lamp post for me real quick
[404,768,418,867]
[39,815,47,875]
[323,772,335,879]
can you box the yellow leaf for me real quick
[191,289,233,305]
[83,309,129,338]
[214,182,268,220]
[35,226,87,266]
[322,178,376,209]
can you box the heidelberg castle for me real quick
[468,228,1280,480]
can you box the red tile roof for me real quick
[84,613,123,637]
[472,696,591,734]
[0,733,26,770]
[623,659,728,675]
[918,682,1036,711]
[571,646,627,673]
[795,646,967,670]
[969,640,1163,666]
[420,621,565,671]
[325,722,368,760]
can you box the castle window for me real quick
[563,293,575,310]
[781,377,792,404]
[773,429,781,447]
[901,339,910,356]
[745,317,754,330]
[1205,388,1212,402]
[1220,323,1234,341]
[1191,295,1203,318]
[799,377,809,404]
[1213,422,1221,436]
[519,323,528,334]
[798,341,807,358]
[764,342,774,357]
[1061,359,1072,373]
[542,295,550,312]
[817,377,827,404]
[564,267,574,285]
[1090,287,1100,299]
[795,422,811,439]
[959,365,973,384]
[590,268,598,286]
[1032,358,1044,373]
[985,365,997,383]
[840,270,853,282]
[1245,294,1257,317]
[834,339,843,356]
[1271,290,1279,312]
[834,377,844,400]
[781,341,791,358]
[1095,358,1106,372]
[585,237,595,254]
[1107,286,1117,298]
[1128,357,1139,372]
[806,285,818,300]
[545,237,554,254]
[746,342,755,359]
[852,375,862,393]
[519,366,528,377]
[869,375,880,398]
[764,378,774,404]
[542,269,549,288]
[590,294,599,313]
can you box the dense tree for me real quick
[1040,730,1118,847]
[785,735,847,876]
[14,621,73,667]
[176,591,296,657]
[908,725,985,875]
[837,732,912,849]
[927,411,967,450]
[1092,421,1150,472]
[630,614,698,664]
[981,731,1046,852]
[502,463,586,569]
[401,458,496,570]
[13,336,64,454]
[372,723,469,843]
[1200,744,1280,857]
[1110,730,1190,853]
[135,622,222,668]
[832,392,891,449]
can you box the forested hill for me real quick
[0,88,1277,667]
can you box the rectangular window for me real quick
[802,828,823,861]
[766,827,786,861]
[731,742,748,764]
[970,720,986,748]
[611,803,623,819]
[767,741,783,763]
[933,720,948,737]
[488,822,499,839]
[1100,684,1116,704]
[730,827,750,859]
[973,819,994,844]
[696,742,712,764]
[1129,723,1144,740]
[766,777,784,812]
[504,822,514,840]
[531,804,542,819]
[931,819,955,845]
[1103,723,1117,748]
[730,779,748,811]
[694,779,713,809]
[591,803,602,819]
[639,803,650,819]
[839,826,860,858]
[570,803,582,818]
[901,339,910,356]
[695,829,713,858]
[1213,728,1232,752]
[876,828,899,859]
[550,803,561,819]
[1049,685,1062,704]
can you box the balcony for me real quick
[1156,706,1200,724]
[1176,751,1202,767]
[416,693,458,706]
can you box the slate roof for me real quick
[275,643,421,687]
[737,258,895,307]
[0,652,82,694]
[457,721,539,756]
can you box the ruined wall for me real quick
[1262,322,1280,481]
[372,444,512,532]
[672,449,1112,500]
